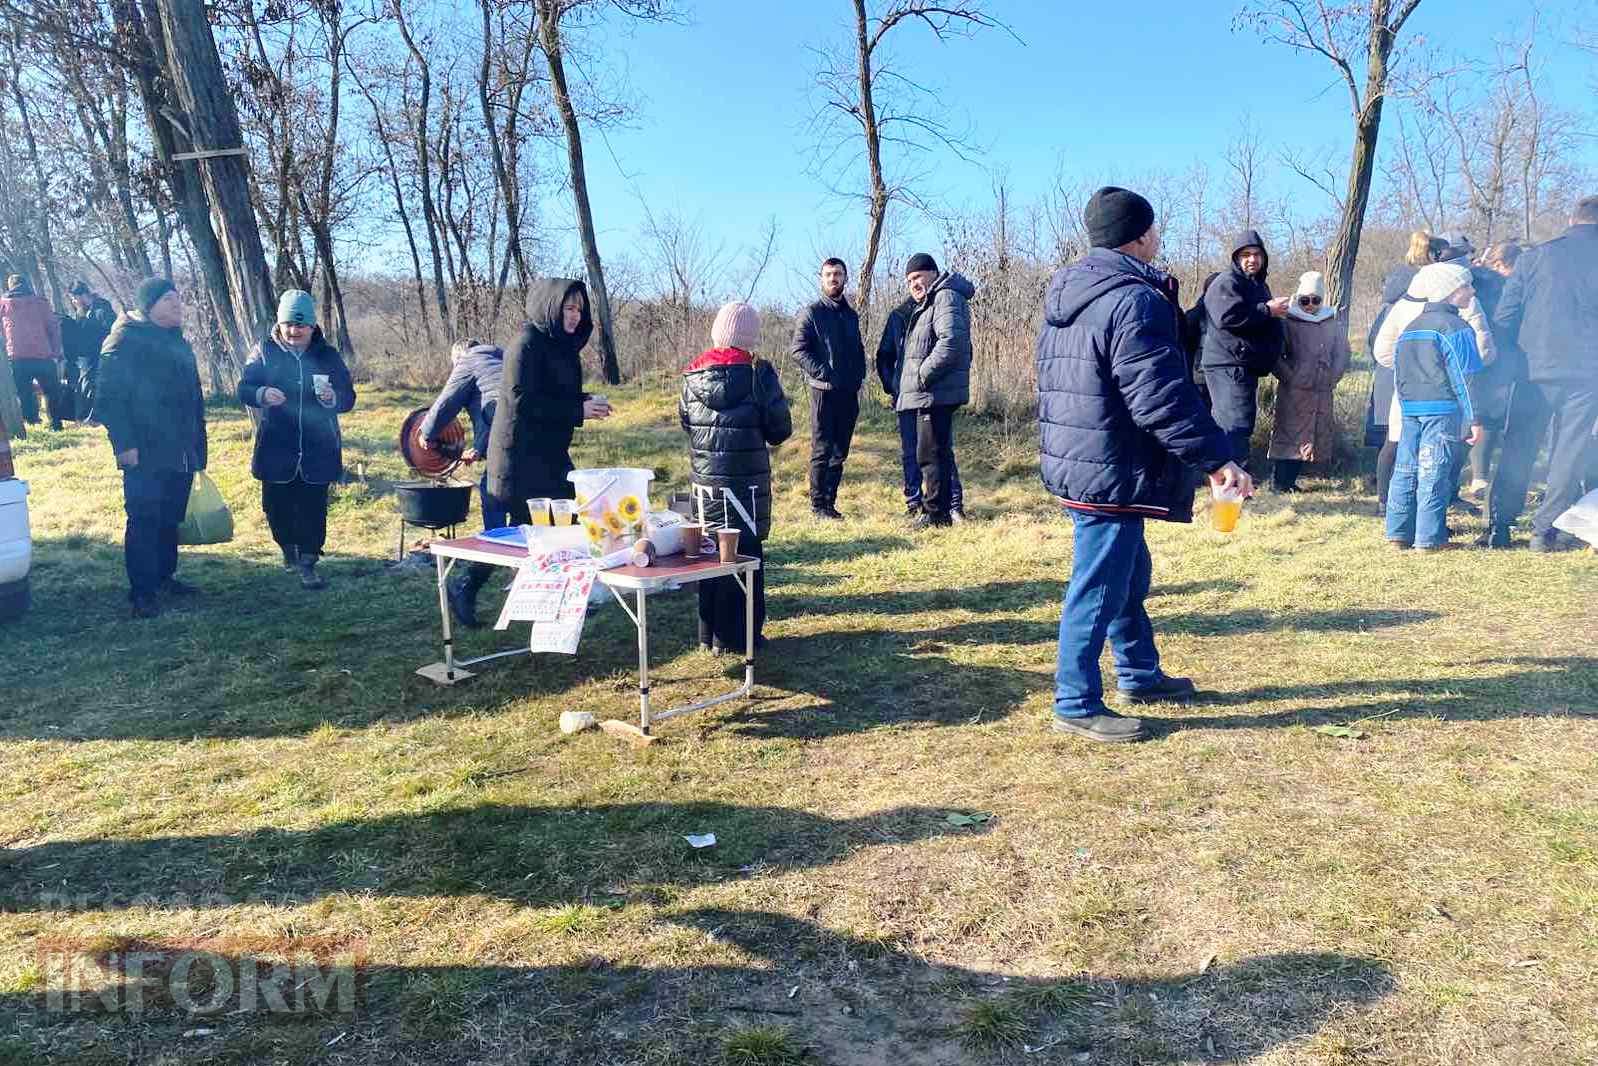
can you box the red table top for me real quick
[429,535,755,582]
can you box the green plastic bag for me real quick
[177,471,234,545]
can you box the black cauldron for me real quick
[394,481,473,528]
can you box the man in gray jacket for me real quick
[898,253,975,529]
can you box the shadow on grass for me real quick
[1154,655,1598,733]
[0,909,1394,1064]
[0,533,712,741]
[770,534,915,567]
[1,803,985,913]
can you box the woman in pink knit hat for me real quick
[679,301,792,652]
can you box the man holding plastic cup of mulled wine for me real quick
[1036,187,1253,744]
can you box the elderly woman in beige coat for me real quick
[1268,272,1350,491]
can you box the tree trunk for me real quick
[112,0,241,366]
[478,0,530,294]
[391,2,451,333]
[538,2,620,385]
[1324,10,1400,311]
[155,0,278,351]
[852,0,887,334]
[351,66,433,348]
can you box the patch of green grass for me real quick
[954,999,1028,1050]
[1013,979,1097,1013]
[722,1025,805,1064]
[534,903,616,936]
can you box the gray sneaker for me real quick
[1051,712,1149,744]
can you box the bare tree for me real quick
[1222,113,1267,234]
[739,216,780,303]
[807,0,1013,329]
[1239,0,1424,309]
[390,0,450,332]
[155,0,279,348]
[528,0,676,386]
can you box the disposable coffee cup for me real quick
[717,527,740,563]
[679,522,704,557]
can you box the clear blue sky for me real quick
[541,0,1596,305]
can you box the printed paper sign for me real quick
[493,571,569,628]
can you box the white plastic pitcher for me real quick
[569,468,655,553]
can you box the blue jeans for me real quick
[897,410,962,511]
[1386,413,1460,548]
[1054,511,1163,718]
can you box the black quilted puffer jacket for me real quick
[678,347,793,538]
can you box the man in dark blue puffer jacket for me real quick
[1037,187,1251,744]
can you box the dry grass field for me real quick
[1,377,1595,1065]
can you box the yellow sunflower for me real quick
[575,492,590,508]
[617,494,643,524]
[602,509,626,536]
[582,517,605,543]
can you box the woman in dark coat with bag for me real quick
[238,290,356,590]
[680,301,792,653]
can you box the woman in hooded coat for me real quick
[1268,272,1350,491]
[485,279,612,517]
[456,279,611,627]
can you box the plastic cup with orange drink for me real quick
[1210,484,1244,533]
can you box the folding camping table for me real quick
[422,536,761,734]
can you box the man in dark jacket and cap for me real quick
[1037,187,1252,744]
[876,296,964,519]
[65,279,116,422]
[791,257,866,520]
[95,278,209,618]
[898,253,976,529]
[1487,195,1598,551]
[1201,230,1290,465]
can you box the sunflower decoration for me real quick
[575,492,590,508]
[581,517,605,544]
[602,508,627,536]
[617,494,643,525]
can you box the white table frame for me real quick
[423,537,760,735]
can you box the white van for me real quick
[0,478,31,621]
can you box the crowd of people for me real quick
[0,187,1591,744]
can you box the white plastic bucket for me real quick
[569,468,655,554]
[0,479,31,585]
[0,478,31,621]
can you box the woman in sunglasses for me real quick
[1268,272,1350,492]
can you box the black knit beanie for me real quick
[135,277,176,315]
[1084,187,1155,249]
[904,252,938,276]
